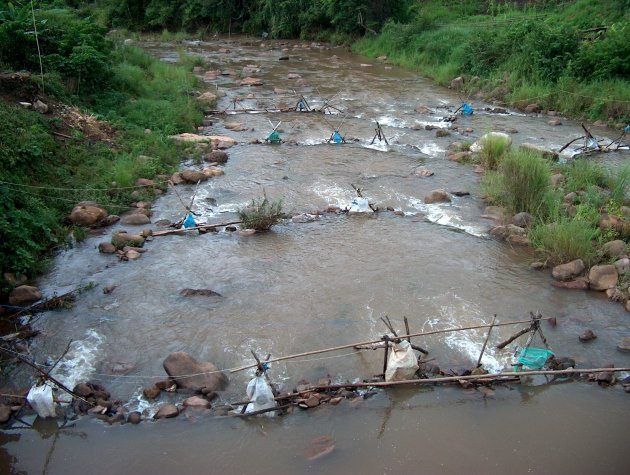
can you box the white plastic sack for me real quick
[385,340,419,382]
[245,375,276,415]
[27,383,56,418]
[348,197,373,214]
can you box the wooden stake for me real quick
[495,326,532,350]
[382,335,390,376]
[476,314,496,368]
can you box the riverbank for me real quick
[353,0,630,125]
[0,6,207,297]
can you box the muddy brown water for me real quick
[2,38,629,474]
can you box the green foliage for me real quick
[238,196,286,231]
[563,159,608,192]
[0,5,112,92]
[354,0,630,121]
[530,218,599,266]
[477,134,510,170]
[497,150,551,215]
[607,164,630,206]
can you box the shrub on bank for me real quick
[530,219,599,266]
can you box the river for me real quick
[2,37,629,475]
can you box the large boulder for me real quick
[519,143,559,161]
[470,132,512,154]
[552,259,585,281]
[602,240,626,258]
[205,150,229,163]
[489,224,526,241]
[69,202,108,226]
[240,77,263,86]
[512,212,532,228]
[8,285,42,305]
[424,189,451,204]
[180,169,209,184]
[153,403,179,419]
[588,265,618,291]
[111,231,145,250]
[163,352,229,392]
[197,92,217,105]
[120,212,151,225]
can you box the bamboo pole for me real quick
[476,314,496,368]
[288,367,630,392]
[229,317,554,374]
[229,367,630,406]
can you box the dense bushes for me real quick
[0,5,204,294]
[102,0,412,40]
[0,4,112,93]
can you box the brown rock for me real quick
[524,103,541,114]
[135,178,155,187]
[450,76,464,90]
[602,240,626,258]
[125,249,141,260]
[154,403,179,419]
[506,234,530,246]
[143,385,161,400]
[103,285,116,294]
[550,173,565,188]
[548,118,562,126]
[302,435,335,461]
[617,337,630,353]
[183,396,211,408]
[8,285,42,306]
[120,213,151,225]
[588,265,618,291]
[579,329,597,342]
[305,395,320,408]
[69,203,108,226]
[170,172,184,185]
[0,404,12,423]
[197,92,217,105]
[240,77,263,86]
[512,212,532,227]
[552,259,585,281]
[163,352,228,392]
[98,242,117,254]
[180,169,209,184]
[127,411,142,424]
[179,288,222,297]
[424,189,451,204]
[447,151,471,162]
[205,150,228,163]
[111,232,144,250]
[414,104,431,114]
[551,277,589,290]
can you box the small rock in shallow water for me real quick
[579,329,597,342]
[303,435,335,461]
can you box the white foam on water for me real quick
[416,142,445,157]
[312,181,354,207]
[125,387,157,417]
[376,116,408,128]
[407,198,487,237]
[419,293,509,373]
[413,120,450,130]
[51,330,104,395]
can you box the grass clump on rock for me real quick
[238,196,286,231]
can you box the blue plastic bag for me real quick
[462,103,473,115]
[332,131,343,143]
[183,213,196,228]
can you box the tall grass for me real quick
[499,150,551,215]
[530,219,599,266]
[477,134,511,170]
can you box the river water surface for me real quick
[2,37,629,475]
